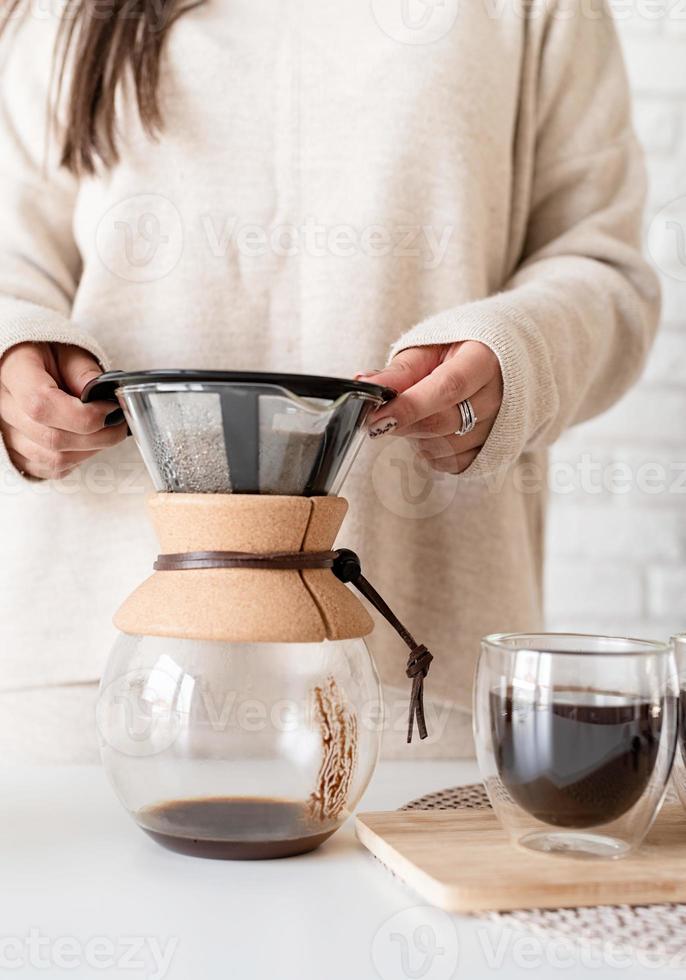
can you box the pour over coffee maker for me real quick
[84,370,433,859]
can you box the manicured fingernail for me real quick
[369,417,398,439]
[104,409,125,427]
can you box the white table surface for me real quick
[0,761,674,980]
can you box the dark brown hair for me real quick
[2,0,202,174]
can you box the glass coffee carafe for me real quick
[97,635,380,858]
[85,370,404,859]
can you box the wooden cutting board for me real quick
[355,804,686,912]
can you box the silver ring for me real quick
[454,399,477,437]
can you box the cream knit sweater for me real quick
[0,0,659,762]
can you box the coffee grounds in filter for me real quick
[257,403,327,494]
[148,395,232,492]
[147,394,328,494]
[258,428,323,494]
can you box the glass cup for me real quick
[474,633,678,859]
[671,634,686,811]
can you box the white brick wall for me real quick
[545,7,686,642]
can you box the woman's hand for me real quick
[0,342,127,479]
[359,342,503,474]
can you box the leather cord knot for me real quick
[331,548,362,583]
[155,546,434,744]
[331,549,433,744]
[406,645,433,679]
[405,644,433,743]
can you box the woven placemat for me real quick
[401,783,686,958]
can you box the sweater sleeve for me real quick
[388,0,660,477]
[0,19,110,385]
[0,18,111,478]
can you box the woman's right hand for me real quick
[0,342,127,479]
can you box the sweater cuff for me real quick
[0,300,112,485]
[388,295,558,477]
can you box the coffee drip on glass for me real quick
[84,370,434,859]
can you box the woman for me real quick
[0,0,659,761]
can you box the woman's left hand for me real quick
[358,342,503,475]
